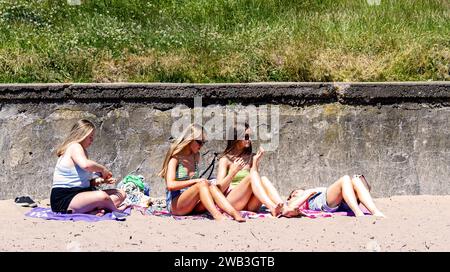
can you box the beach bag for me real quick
[119,174,150,196]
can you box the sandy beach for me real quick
[1,195,449,252]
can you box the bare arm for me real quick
[165,157,204,191]
[68,143,112,178]
[287,189,317,210]
[216,157,245,191]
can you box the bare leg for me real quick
[171,181,225,220]
[351,176,385,217]
[326,175,365,216]
[104,189,127,210]
[193,201,206,213]
[249,147,283,217]
[260,176,284,205]
[68,191,123,214]
[225,175,254,211]
[249,169,283,217]
[209,185,246,222]
[245,194,262,211]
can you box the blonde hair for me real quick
[56,119,95,157]
[158,123,204,179]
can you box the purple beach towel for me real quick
[144,204,371,220]
[25,207,131,222]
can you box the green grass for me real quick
[0,0,448,83]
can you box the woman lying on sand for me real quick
[50,119,127,216]
[282,174,385,218]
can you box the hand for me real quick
[195,178,209,184]
[230,157,246,174]
[105,177,116,185]
[93,177,104,187]
[91,178,102,187]
[101,169,113,180]
[252,147,265,167]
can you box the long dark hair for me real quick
[220,122,252,160]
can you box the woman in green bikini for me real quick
[158,123,245,222]
[216,123,284,217]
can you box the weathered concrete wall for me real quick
[0,83,449,200]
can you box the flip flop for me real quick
[111,211,128,221]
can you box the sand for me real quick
[1,195,449,252]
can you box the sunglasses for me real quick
[195,140,206,146]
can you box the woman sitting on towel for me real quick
[159,123,245,222]
[50,119,127,216]
[215,122,285,217]
[281,175,385,218]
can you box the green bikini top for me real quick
[230,169,250,188]
[176,161,199,181]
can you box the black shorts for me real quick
[50,187,96,213]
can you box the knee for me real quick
[340,175,352,185]
[351,175,371,191]
[350,175,359,184]
[261,176,269,182]
[197,180,210,187]
[208,184,220,191]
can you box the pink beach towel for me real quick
[144,208,273,220]
[299,203,371,218]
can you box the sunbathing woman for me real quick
[216,123,284,217]
[282,175,386,218]
[158,123,245,222]
[50,119,127,216]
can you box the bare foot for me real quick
[88,209,105,217]
[213,214,226,221]
[232,212,246,223]
[96,209,106,216]
[373,211,386,218]
[270,202,284,217]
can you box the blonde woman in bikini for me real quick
[158,123,245,222]
[216,123,284,217]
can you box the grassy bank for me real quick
[0,0,448,83]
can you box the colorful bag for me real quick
[122,174,145,192]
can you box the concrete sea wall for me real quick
[0,82,449,199]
